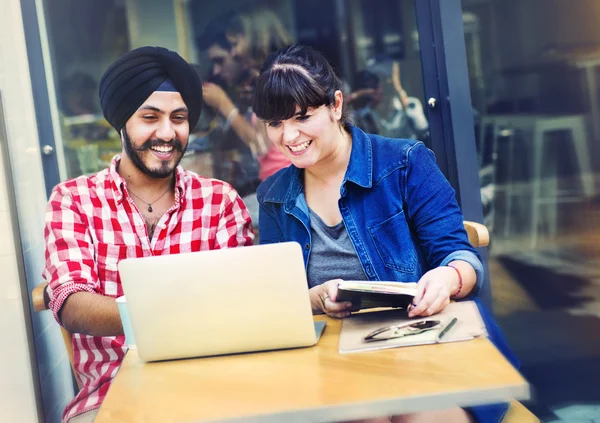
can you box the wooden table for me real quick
[95,316,529,423]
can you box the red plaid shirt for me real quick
[43,155,254,422]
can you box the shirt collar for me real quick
[109,154,186,205]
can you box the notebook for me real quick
[338,300,487,354]
[336,280,417,310]
[118,242,322,362]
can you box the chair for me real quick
[32,282,81,389]
[505,400,539,423]
[463,220,490,248]
[32,224,538,421]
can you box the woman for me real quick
[254,44,516,423]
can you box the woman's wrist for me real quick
[446,263,463,298]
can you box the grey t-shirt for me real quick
[306,209,368,288]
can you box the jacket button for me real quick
[305,243,310,250]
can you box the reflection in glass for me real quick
[186,0,428,220]
[44,0,428,188]
[348,61,428,140]
[44,0,129,179]
[463,0,600,420]
[41,0,428,230]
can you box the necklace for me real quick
[128,185,172,213]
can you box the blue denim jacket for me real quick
[257,125,484,289]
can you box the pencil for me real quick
[436,317,458,343]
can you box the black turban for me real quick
[99,46,202,132]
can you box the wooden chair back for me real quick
[32,282,80,389]
[463,220,490,248]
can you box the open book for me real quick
[336,280,418,310]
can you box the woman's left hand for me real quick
[408,266,458,318]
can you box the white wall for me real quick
[0,12,40,420]
[0,0,76,422]
[0,123,39,423]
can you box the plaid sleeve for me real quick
[214,184,255,248]
[42,185,98,326]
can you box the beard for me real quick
[122,128,187,179]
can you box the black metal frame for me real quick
[20,0,59,197]
[416,0,491,309]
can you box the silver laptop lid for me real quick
[118,242,317,361]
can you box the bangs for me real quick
[253,66,332,121]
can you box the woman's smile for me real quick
[287,140,313,154]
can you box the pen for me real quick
[436,317,458,343]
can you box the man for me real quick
[43,46,254,423]
[195,16,265,196]
[349,63,429,141]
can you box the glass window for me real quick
[44,0,129,177]
[463,0,600,420]
[41,0,429,196]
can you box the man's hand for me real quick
[202,82,235,116]
[348,88,378,103]
[407,267,459,318]
[309,279,354,319]
[392,61,409,108]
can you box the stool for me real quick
[478,114,594,247]
[479,115,544,238]
[531,115,594,247]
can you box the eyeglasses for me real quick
[363,319,441,343]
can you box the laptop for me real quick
[118,242,322,362]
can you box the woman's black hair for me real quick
[252,44,351,130]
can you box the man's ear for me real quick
[119,128,128,154]
[120,128,126,145]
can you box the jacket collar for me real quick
[343,125,373,190]
[263,125,373,211]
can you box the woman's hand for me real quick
[408,267,459,318]
[309,279,354,319]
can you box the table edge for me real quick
[189,383,530,423]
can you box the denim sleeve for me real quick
[440,250,483,295]
[257,201,284,245]
[403,142,483,290]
